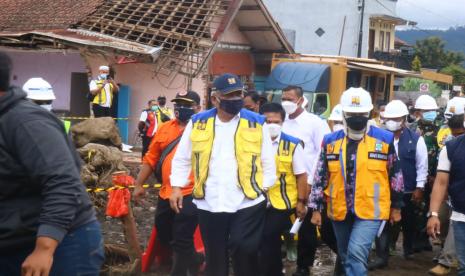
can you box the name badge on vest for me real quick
[375,140,383,152]
[197,121,207,130]
[368,152,388,161]
[327,154,339,161]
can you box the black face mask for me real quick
[175,107,195,122]
[219,98,244,115]
[447,115,464,129]
[158,100,166,106]
[346,115,369,131]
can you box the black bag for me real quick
[87,92,96,102]
[154,135,182,181]
[158,110,171,123]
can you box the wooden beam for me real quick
[239,5,260,10]
[238,26,273,32]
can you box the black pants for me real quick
[297,210,318,268]
[401,193,416,255]
[92,104,111,118]
[142,136,153,158]
[374,222,391,262]
[198,201,266,276]
[154,196,198,276]
[260,208,294,276]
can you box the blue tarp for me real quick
[265,62,330,92]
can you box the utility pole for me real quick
[357,0,366,58]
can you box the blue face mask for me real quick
[423,111,437,122]
[151,105,159,111]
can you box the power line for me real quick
[401,0,463,27]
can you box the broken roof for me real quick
[0,0,293,78]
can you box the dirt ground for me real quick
[97,152,453,275]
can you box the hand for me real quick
[427,216,441,239]
[132,185,146,205]
[22,237,57,276]
[296,202,307,220]
[412,188,424,204]
[169,188,183,214]
[311,211,322,226]
[389,208,401,224]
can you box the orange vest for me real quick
[323,127,393,221]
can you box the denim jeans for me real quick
[332,214,381,276]
[453,220,465,276]
[0,220,104,276]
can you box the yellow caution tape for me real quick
[60,117,129,121]
[86,183,162,193]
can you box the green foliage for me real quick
[411,56,422,72]
[440,64,465,85]
[414,37,465,69]
[401,78,442,97]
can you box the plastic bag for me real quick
[106,172,134,218]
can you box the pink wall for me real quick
[6,50,87,110]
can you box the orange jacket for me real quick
[143,119,194,199]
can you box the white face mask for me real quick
[99,73,108,80]
[268,123,282,139]
[40,104,52,112]
[282,101,298,115]
[333,123,344,132]
[385,120,402,132]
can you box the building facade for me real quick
[264,0,411,58]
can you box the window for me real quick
[379,31,385,51]
[312,93,328,115]
[386,32,391,52]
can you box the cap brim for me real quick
[217,87,243,95]
[171,97,197,104]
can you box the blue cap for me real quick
[213,73,244,95]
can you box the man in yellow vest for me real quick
[258,102,308,276]
[309,87,404,276]
[170,73,276,276]
[89,65,119,117]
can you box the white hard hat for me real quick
[384,100,409,119]
[23,78,56,101]
[340,87,373,113]
[415,95,438,110]
[99,65,109,71]
[445,97,465,118]
[328,104,343,121]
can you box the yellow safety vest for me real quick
[323,128,393,221]
[62,120,71,134]
[92,79,114,106]
[190,108,264,199]
[437,126,452,148]
[268,132,301,210]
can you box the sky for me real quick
[396,0,465,29]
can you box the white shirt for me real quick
[437,147,465,222]
[393,135,428,189]
[282,111,330,184]
[171,114,277,213]
[272,133,307,176]
[89,78,113,107]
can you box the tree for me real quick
[401,77,442,97]
[414,37,465,69]
[441,64,465,86]
[411,56,422,72]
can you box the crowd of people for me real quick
[1,47,465,276]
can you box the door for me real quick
[69,72,91,117]
[116,85,131,144]
[368,29,375,58]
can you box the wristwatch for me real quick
[427,211,439,218]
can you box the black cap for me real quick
[171,90,201,105]
[212,73,244,95]
[158,95,166,100]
